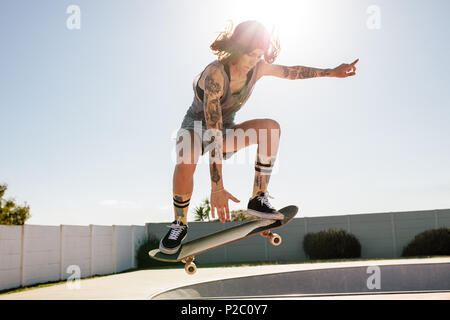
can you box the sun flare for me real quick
[225,0,315,48]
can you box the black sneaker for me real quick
[247,191,284,220]
[159,218,188,255]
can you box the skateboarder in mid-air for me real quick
[160,20,358,254]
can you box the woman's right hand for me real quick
[210,189,240,224]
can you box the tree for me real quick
[192,196,258,222]
[193,197,211,222]
[0,184,31,225]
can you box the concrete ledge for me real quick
[151,259,450,299]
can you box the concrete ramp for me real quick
[151,261,450,299]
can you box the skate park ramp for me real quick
[151,259,450,299]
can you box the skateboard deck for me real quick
[149,205,298,274]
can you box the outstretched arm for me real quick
[257,59,359,80]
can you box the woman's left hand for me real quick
[332,59,359,78]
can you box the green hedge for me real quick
[303,229,361,260]
[402,227,450,257]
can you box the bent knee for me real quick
[262,118,281,136]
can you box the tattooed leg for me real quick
[251,120,280,197]
[252,155,276,197]
[173,193,191,225]
[251,121,280,197]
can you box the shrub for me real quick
[303,229,361,260]
[135,234,174,268]
[402,227,450,257]
[231,210,259,221]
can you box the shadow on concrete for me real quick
[151,261,450,299]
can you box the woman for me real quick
[160,20,358,254]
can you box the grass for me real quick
[0,280,70,296]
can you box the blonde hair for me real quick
[210,20,280,65]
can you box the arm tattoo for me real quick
[204,73,223,129]
[211,163,221,184]
[203,68,225,188]
[205,75,222,95]
[204,95,222,128]
[283,66,331,80]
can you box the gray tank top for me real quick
[186,60,260,125]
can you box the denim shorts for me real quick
[177,112,236,157]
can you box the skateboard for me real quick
[148,205,298,275]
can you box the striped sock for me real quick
[173,194,191,225]
[252,158,275,198]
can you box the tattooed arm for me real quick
[201,65,241,223]
[256,59,358,80]
[202,65,225,191]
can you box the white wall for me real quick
[22,225,61,287]
[0,225,22,291]
[114,226,132,274]
[0,224,147,291]
[91,226,114,276]
[61,225,91,280]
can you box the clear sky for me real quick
[1,0,449,226]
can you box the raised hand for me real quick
[332,58,359,78]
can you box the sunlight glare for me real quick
[225,0,316,50]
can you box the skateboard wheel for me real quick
[270,233,282,246]
[185,262,197,275]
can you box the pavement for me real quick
[0,258,449,300]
